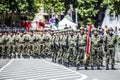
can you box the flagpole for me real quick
[75,8,78,24]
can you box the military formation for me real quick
[0,27,119,70]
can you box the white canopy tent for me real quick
[102,9,120,30]
[58,18,77,30]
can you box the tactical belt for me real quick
[92,45,101,47]
[78,44,85,47]
[107,45,114,48]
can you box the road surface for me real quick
[0,59,87,80]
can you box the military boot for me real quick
[97,65,101,70]
[84,64,89,70]
[111,64,115,70]
[106,64,109,70]
[91,65,94,70]
[76,64,79,70]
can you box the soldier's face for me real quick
[80,30,84,34]
[109,30,113,34]
[94,31,97,34]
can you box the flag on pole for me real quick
[86,23,92,57]
[26,21,31,30]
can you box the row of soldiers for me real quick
[0,27,118,70]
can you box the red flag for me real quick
[21,21,25,27]
[26,22,31,30]
[86,23,92,56]
[37,22,45,30]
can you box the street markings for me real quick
[0,59,87,80]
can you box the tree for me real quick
[101,0,120,16]
[77,0,99,25]
[42,0,65,15]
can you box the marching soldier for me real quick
[91,28,103,69]
[67,29,76,67]
[2,32,11,58]
[22,31,31,57]
[13,31,21,58]
[29,31,35,57]
[51,31,57,62]
[63,30,70,67]
[42,30,51,58]
[9,32,15,58]
[104,27,117,70]
[33,31,40,57]
[76,27,87,70]
[0,32,3,58]
[19,31,25,57]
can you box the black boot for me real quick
[91,65,94,70]
[111,65,115,70]
[97,65,101,70]
[106,64,109,70]
[84,64,89,70]
[76,64,79,70]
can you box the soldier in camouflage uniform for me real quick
[13,31,21,58]
[76,27,87,70]
[51,31,56,62]
[39,31,45,58]
[52,30,59,62]
[91,28,103,69]
[2,32,10,58]
[34,31,40,57]
[56,30,64,64]
[0,32,3,58]
[22,31,31,57]
[19,31,25,57]
[104,27,117,70]
[41,30,51,58]
[67,29,76,67]
[29,31,35,57]
[9,32,15,58]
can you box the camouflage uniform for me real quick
[2,33,10,57]
[0,33,3,57]
[76,27,87,70]
[33,32,40,57]
[29,32,35,56]
[91,28,103,69]
[104,27,117,70]
[9,32,15,58]
[67,30,76,67]
[13,32,21,58]
[19,32,25,56]
[22,31,31,57]
[51,32,56,62]
[42,31,51,57]
[62,30,68,66]
[57,31,64,64]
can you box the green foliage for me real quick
[0,0,65,19]
[0,0,120,22]
[43,0,65,14]
[101,0,120,16]
[77,0,98,25]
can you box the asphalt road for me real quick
[0,59,87,80]
[0,59,11,68]
[0,58,120,80]
[69,63,120,80]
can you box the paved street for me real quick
[0,58,120,80]
[0,59,87,80]
[69,63,120,80]
[0,59,11,68]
